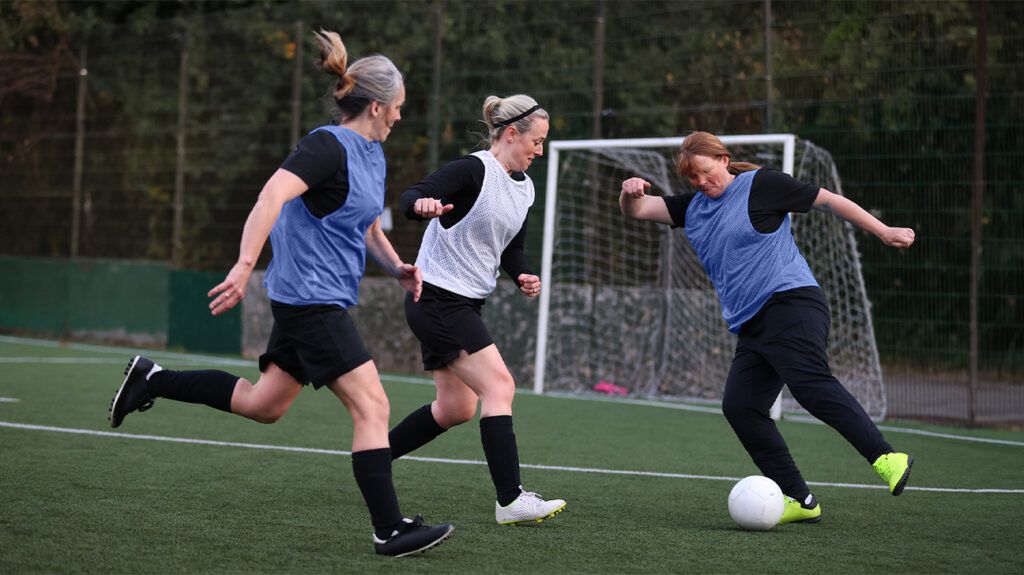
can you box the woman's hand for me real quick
[621,177,652,199]
[414,198,454,219]
[208,262,254,316]
[518,273,541,298]
[396,262,423,302]
[879,226,916,249]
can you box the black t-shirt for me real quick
[663,168,820,233]
[279,130,350,219]
[400,154,532,282]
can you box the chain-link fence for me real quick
[2,0,1022,424]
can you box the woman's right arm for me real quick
[208,169,308,315]
[400,165,463,220]
[400,156,487,220]
[619,177,674,225]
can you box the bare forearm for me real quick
[365,225,403,277]
[816,191,886,238]
[235,169,307,269]
[236,197,279,269]
[619,191,642,219]
[618,178,674,224]
[814,188,915,248]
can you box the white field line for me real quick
[2,421,1022,495]
[0,336,251,368]
[2,335,1023,448]
[0,357,141,364]
[0,397,19,403]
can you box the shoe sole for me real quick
[108,356,141,429]
[891,456,914,496]
[392,525,455,558]
[793,515,822,524]
[780,507,822,525]
[498,502,567,526]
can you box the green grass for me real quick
[2,336,1023,574]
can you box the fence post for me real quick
[583,0,607,289]
[969,0,988,424]
[764,0,774,131]
[290,20,303,146]
[427,2,444,172]
[591,0,606,140]
[172,30,190,268]
[71,44,87,258]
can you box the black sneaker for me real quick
[108,356,159,428]
[372,515,454,557]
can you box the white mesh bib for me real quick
[416,150,535,299]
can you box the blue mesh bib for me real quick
[685,170,818,333]
[264,126,385,307]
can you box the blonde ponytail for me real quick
[312,29,404,121]
[481,94,549,144]
[313,29,355,100]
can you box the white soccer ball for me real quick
[728,475,785,530]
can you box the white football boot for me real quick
[495,489,567,525]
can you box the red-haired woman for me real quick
[620,131,915,524]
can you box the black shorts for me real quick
[258,301,372,389]
[404,282,493,370]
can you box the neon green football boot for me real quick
[779,494,822,524]
[873,452,914,496]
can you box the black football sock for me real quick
[146,369,237,413]
[352,448,404,540]
[388,404,447,459]
[480,415,522,506]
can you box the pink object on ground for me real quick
[593,380,629,396]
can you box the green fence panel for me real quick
[0,256,72,332]
[168,270,240,355]
[66,259,169,333]
[0,257,169,338]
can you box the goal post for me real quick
[533,134,886,421]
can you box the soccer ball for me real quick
[728,475,785,530]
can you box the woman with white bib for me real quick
[388,94,567,525]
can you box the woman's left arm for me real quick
[365,217,423,301]
[813,189,915,248]
[499,218,541,297]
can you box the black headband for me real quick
[494,105,541,128]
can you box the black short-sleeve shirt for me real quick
[279,130,350,219]
[663,168,820,233]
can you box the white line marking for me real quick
[874,424,1024,447]
[782,414,1024,448]
[2,334,1023,448]
[0,335,251,368]
[2,421,1022,494]
[0,397,19,403]
[544,393,1024,447]
[0,357,134,364]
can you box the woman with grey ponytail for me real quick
[314,30,405,127]
[108,29,453,557]
[388,94,567,526]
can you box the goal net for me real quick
[533,134,887,420]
